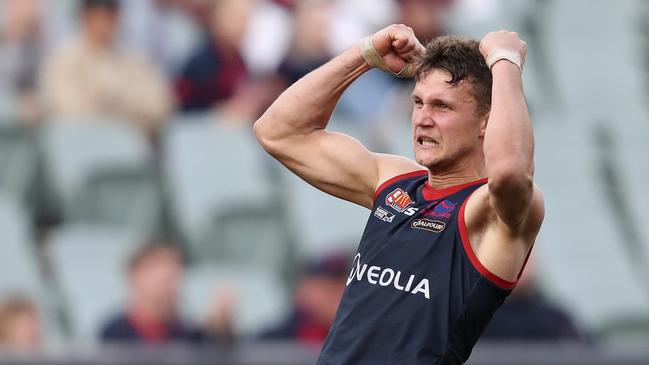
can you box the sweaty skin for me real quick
[254,24,544,288]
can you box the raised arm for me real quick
[254,25,424,209]
[479,31,537,228]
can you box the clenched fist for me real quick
[479,30,527,70]
[364,24,426,76]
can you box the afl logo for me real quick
[385,188,414,213]
[411,219,446,233]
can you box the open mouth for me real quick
[417,137,438,147]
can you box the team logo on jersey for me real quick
[374,206,395,223]
[411,219,446,233]
[423,199,457,219]
[385,188,415,213]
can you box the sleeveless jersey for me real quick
[317,171,525,365]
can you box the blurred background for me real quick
[0,0,648,364]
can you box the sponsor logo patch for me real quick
[411,219,446,233]
[374,206,395,223]
[346,253,431,299]
[423,199,457,219]
[385,188,415,213]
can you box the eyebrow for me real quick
[411,94,454,105]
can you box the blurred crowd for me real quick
[0,0,456,135]
[0,0,584,354]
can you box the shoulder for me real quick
[372,153,426,198]
[100,312,136,340]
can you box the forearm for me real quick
[484,62,534,177]
[254,45,370,143]
[484,62,534,224]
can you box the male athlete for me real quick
[254,24,544,364]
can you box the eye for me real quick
[438,103,450,109]
[413,98,423,108]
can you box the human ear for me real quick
[479,113,489,137]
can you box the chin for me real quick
[415,151,440,168]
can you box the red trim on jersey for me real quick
[457,193,518,290]
[373,170,428,201]
[423,178,488,201]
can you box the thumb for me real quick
[392,37,408,50]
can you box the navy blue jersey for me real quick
[317,171,529,365]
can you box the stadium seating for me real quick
[163,117,293,269]
[0,194,43,299]
[48,225,143,341]
[197,203,298,282]
[67,166,164,234]
[533,120,649,337]
[40,120,160,233]
[0,193,65,346]
[0,125,40,208]
[0,86,16,122]
[609,123,649,257]
[182,263,289,337]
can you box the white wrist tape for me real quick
[486,49,523,71]
[358,36,415,78]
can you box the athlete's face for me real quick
[411,69,487,170]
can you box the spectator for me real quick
[0,296,42,350]
[120,0,204,74]
[0,0,44,124]
[39,0,173,139]
[174,0,252,114]
[100,243,231,344]
[481,262,582,341]
[277,0,333,86]
[259,252,350,345]
[396,0,454,42]
[240,0,294,76]
[174,0,282,122]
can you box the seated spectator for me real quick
[100,243,231,345]
[39,0,173,139]
[174,0,281,121]
[481,262,582,341]
[277,0,332,86]
[120,0,205,75]
[259,252,350,345]
[0,295,42,350]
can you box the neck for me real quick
[426,152,485,189]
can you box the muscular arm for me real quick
[480,32,535,229]
[463,31,544,282]
[254,25,423,209]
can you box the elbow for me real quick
[253,116,276,153]
[488,166,533,201]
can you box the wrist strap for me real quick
[486,49,523,71]
[358,36,415,78]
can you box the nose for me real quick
[414,114,435,129]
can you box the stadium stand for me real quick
[182,263,289,338]
[0,125,40,210]
[40,120,160,233]
[162,116,296,276]
[48,226,142,341]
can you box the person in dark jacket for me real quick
[101,243,206,344]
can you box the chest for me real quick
[363,186,464,261]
